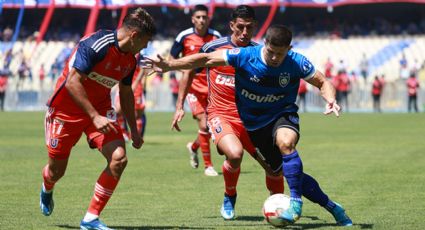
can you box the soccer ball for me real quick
[262,193,291,228]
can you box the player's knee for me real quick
[276,139,296,154]
[110,151,128,175]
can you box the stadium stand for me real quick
[1,1,424,112]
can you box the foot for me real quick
[40,185,54,216]
[220,193,237,220]
[279,198,302,224]
[80,218,113,230]
[330,203,353,226]
[204,166,218,176]
[186,142,199,169]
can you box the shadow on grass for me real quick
[57,224,211,229]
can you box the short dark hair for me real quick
[265,25,292,47]
[192,4,208,15]
[122,7,156,37]
[231,5,256,21]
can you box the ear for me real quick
[229,21,234,31]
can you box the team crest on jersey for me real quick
[229,48,240,55]
[279,72,291,88]
[50,138,59,148]
[289,115,299,124]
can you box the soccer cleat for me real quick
[279,198,302,224]
[204,166,218,176]
[186,142,199,169]
[40,185,54,216]
[220,193,237,220]
[80,218,113,230]
[330,203,353,226]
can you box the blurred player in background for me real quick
[146,25,353,227]
[40,8,155,229]
[170,4,221,176]
[172,5,284,220]
[114,54,147,140]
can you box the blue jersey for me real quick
[224,45,315,131]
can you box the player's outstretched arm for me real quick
[143,50,227,73]
[66,68,118,133]
[306,70,340,117]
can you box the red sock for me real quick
[191,138,200,151]
[198,130,212,167]
[42,165,55,191]
[87,171,119,215]
[266,174,284,194]
[136,118,143,134]
[222,160,240,196]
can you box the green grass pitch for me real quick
[0,111,424,229]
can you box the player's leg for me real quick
[302,173,352,226]
[41,110,83,216]
[81,121,125,229]
[195,112,217,176]
[273,114,303,223]
[40,157,68,216]
[217,134,244,220]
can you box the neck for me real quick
[116,28,130,53]
[195,27,207,37]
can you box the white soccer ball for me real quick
[262,193,291,228]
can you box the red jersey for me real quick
[372,78,383,95]
[170,28,221,95]
[407,77,419,96]
[201,37,257,118]
[333,72,350,92]
[47,30,136,114]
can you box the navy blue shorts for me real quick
[247,113,300,174]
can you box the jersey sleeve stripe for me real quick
[202,37,228,52]
[93,38,115,53]
[91,33,114,50]
[175,28,194,42]
[208,28,222,38]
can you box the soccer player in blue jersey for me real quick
[145,25,352,226]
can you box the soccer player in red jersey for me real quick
[114,55,147,140]
[39,8,155,229]
[170,4,221,176]
[170,5,284,219]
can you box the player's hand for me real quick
[141,54,169,75]
[93,115,118,134]
[171,108,185,132]
[323,100,340,117]
[130,132,143,149]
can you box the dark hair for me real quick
[231,5,256,21]
[265,25,292,47]
[122,7,156,37]
[192,4,208,15]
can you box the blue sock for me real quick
[302,173,336,211]
[282,151,303,199]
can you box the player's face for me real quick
[191,11,209,32]
[263,42,291,67]
[230,18,257,46]
[130,32,151,55]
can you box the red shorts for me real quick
[186,92,208,117]
[44,108,124,160]
[207,114,256,155]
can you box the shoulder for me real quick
[249,40,259,46]
[208,28,222,38]
[175,28,194,42]
[79,30,115,51]
[201,37,229,53]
